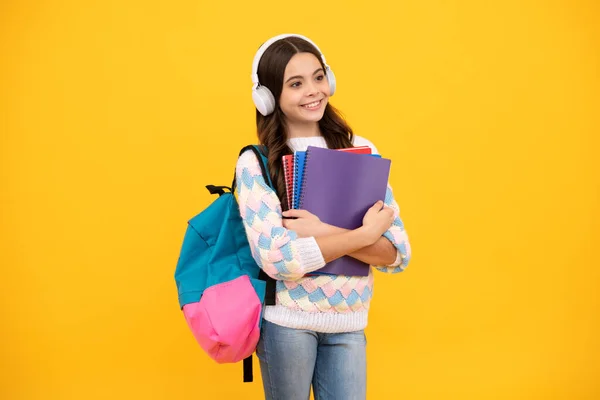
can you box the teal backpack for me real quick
[174,145,276,382]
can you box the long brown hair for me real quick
[255,36,354,210]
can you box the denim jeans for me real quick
[256,319,367,400]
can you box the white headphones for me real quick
[251,33,336,116]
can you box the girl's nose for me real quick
[305,82,319,96]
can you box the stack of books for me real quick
[282,145,391,276]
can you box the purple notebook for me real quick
[299,146,391,276]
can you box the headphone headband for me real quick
[251,34,330,88]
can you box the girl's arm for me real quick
[316,224,398,266]
[283,183,411,272]
[372,183,411,273]
[343,183,411,272]
[315,201,394,264]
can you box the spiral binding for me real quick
[298,150,311,209]
[282,155,294,210]
[293,154,300,209]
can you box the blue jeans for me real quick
[256,319,367,400]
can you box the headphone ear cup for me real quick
[252,86,276,116]
[326,68,336,96]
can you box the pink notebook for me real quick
[282,155,295,211]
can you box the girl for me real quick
[235,34,411,400]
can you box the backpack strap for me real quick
[243,355,253,383]
[231,144,274,192]
[234,144,277,384]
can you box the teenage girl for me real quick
[235,33,411,400]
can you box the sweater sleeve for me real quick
[373,183,412,273]
[235,150,326,281]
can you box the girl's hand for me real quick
[362,200,395,243]
[282,209,328,238]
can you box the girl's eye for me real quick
[291,82,301,88]
[316,75,325,81]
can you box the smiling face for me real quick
[279,52,330,125]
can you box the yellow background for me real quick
[1,0,598,399]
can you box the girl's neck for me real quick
[286,121,322,139]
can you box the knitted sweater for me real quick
[235,135,411,333]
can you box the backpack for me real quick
[174,144,276,382]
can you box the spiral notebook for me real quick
[282,155,294,210]
[338,146,372,155]
[293,151,308,209]
[299,146,391,276]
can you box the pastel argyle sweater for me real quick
[235,135,411,333]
